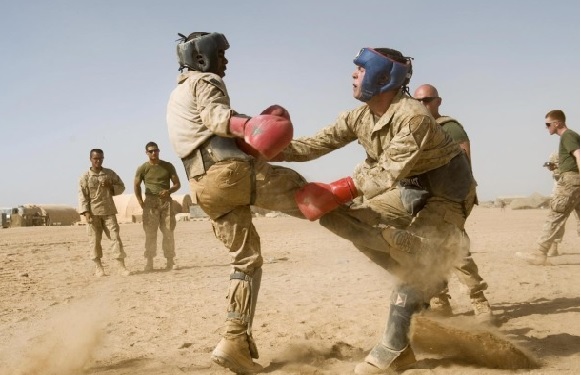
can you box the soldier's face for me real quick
[216,50,228,78]
[545,118,560,135]
[146,147,160,161]
[90,152,104,169]
[352,66,365,99]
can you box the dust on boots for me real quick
[92,258,130,277]
[211,334,263,374]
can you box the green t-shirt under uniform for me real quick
[135,160,177,196]
[436,116,469,144]
[559,129,580,173]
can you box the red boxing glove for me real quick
[230,114,293,160]
[295,177,358,221]
[260,104,291,120]
[235,105,292,159]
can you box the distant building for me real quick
[2,204,80,227]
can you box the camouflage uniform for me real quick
[546,152,565,254]
[434,116,488,306]
[167,70,306,351]
[282,93,472,286]
[78,168,126,260]
[517,129,580,266]
[135,161,178,260]
[281,92,475,367]
[537,171,580,253]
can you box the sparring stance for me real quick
[277,47,476,374]
[166,31,307,374]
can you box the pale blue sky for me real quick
[1,0,579,207]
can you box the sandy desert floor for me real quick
[0,206,579,375]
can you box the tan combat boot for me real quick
[94,259,106,277]
[116,259,131,276]
[515,250,547,265]
[354,345,416,375]
[211,335,263,374]
[470,291,493,323]
[547,242,560,257]
[429,293,453,317]
[144,257,154,272]
[166,258,178,271]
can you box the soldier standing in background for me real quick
[413,83,492,322]
[134,141,181,272]
[517,110,580,265]
[78,148,130,277]
[544,152,563,256]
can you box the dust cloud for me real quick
[3,296,112,375]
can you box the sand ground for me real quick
[0,206,579,375]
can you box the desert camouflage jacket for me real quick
[282,92,462,198]
[78,168,125,215]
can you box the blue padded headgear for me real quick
[176,32,229,73]
[353,48,411,102]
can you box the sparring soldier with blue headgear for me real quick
[167,32,310,374]
[275,47,476,373]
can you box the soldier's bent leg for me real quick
[453,255,488,296]
[320,208,392,254]
[355,285,423,374]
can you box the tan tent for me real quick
[113,194,194,223]
[172,194,193,213]
[113,194,143,223]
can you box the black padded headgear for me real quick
[176,32,229,73]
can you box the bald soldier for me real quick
[413,83,492,321]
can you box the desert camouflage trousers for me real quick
[320,188,468,296]
[189,159,306,335]
[143,195,176,259]
[321,188,468,355]
[537,171,580,253]
[88,214,125,260]
[189,159,306,274]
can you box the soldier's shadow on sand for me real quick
[493,296,580,321]
[85,357,153,373]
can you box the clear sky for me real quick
[1,0,579,208]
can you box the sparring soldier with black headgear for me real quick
[166,32,309,374]
[276,47,476,374]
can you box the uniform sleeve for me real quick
[442,122,469,143]
[195,77,233,137]
[78,173,90,214]
[562,131,580,154]
[110,171,125,196]
[281,111,358,162]
[134,164,144,180]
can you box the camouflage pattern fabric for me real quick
[142,195,176,259]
